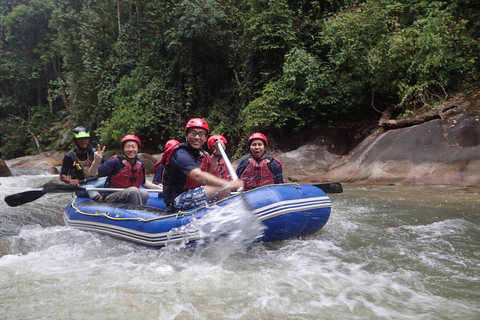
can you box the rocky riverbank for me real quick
[2,99,480,187]
[287,99,480,187]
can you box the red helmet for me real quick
[207,135,227,150]
[164,139,180,150]
[185,118,209,135]
[247,132,268,147]
[121,134,141,149]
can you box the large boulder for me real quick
[305,101,480,186]
[138,153,158,175]
[273,144,341,182]
[4,151,64,168]
[4,151,161,177]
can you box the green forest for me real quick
[0,0,479,159]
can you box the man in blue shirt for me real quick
[162,118,243,212]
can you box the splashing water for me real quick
[2,176,479,319]
[165,197,266,262]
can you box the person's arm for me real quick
[173,148,243,200]
[173,148,242,188]
[89,144,106,176]
[138,160,162,190]
[60,174,78,186]
[187,168,243,190]
[60,155,79,186]
[96,157,120,178]
[187,168,244,201]
[152,163,164,185]
[143,180,163,190]
[271,159,284,184]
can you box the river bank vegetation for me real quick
[1,0,479,159]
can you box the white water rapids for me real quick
[0,174,479,319]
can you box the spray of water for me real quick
[164,197,266,263]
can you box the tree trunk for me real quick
[117,0,121,32]
[51,58,69,109]
[45,64,53,114]
[379,104,459,129]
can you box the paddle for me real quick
[215,141,252,212]
[4,185,165,207]
[312,182,343,194]
[215,141,242,190]
[5,184,85,207]
[4,176,102,207]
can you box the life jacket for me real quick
[67,149,94,180]
[211,157,232,181]
[108,155,144,188]
[240,155,282,191]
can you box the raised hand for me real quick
[94,144,106,163]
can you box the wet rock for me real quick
[273,144,342,182]
[48,167,60,175]
[4,150,160,177]
[4,151,64,168]
[306,101,480,187]
[138,153,158,175]
[0,158,11,177]
[151,154,162,162]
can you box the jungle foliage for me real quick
[0,0,479,159]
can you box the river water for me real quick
[0,174,479,319]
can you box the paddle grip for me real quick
[79,176,99,184]
[215,141,238,181]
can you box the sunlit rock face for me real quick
[301,102,480,187]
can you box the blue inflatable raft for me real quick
[63,183,332,247]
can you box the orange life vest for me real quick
[109,155,144,188]
[211,157,232,181]
[240,156,279,191]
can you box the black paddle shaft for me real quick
[4,182,342,207]
[312,183,343,194]
[4,185,85,207]
[4,176,101,207]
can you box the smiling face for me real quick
[249,139,265,160]
[186,128,208,150]
[75,137,90,151]
[123,141,139,160]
